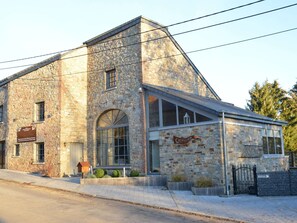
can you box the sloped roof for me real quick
[0,54,61,87]
[143,84,287,126]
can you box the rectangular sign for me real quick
[17,126,36,143]
[258,174,270,179]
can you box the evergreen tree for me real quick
[247,80,296,152]
[247,80,286,119]
[281,82,297,151]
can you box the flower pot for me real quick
[191,186,224,196]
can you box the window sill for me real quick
[103,87,117,93]
[263,154,284,158]
[33,162,45,165]
[33,120,44,124]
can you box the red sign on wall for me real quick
[173,135,201,145]
[17,126,36,143]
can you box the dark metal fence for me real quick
[287,151,297,167]
[232,164,257,195]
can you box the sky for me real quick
[0,0,296,108]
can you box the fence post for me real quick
[232,165,237,195]
[253,165,257,195]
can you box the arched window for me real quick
[96,109,129,166]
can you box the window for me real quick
[35,102,45,121]
[262,129,282,155]
[178,106,194,125]
[148,95,159,127]
[97,109,129,166]
[0,105,3,122]
[36,142,45,163]
[195,113,211,122]
[162,100,177,126]
[147,94,213,128]
[106,69,116,89]
[15,144,20,157]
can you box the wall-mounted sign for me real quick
[17,126,36,143]
[173,135,201,145]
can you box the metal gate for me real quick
[232,164,257,195]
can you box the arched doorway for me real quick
[96,109,129,166]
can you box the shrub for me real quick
[103,174,111,178]
[86,174,96,179]
[171,174,187,182]
[112,169,121,177]
[94,168,105,178]
[195,177,213,188]
[130,169,140,177]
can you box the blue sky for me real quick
[0,0,296,108]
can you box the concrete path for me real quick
[0,169,296,223]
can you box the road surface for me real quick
[0,180,228,223]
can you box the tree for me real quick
[281,82,297,152]
[247,80,286,119]
[247,80,296,152]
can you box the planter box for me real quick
[191,186,224,196]
[167,182,193,190]
[80,175,167,186]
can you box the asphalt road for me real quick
[0,180,227,223]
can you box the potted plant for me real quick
[191,177,224,196]
[167,174,193,190]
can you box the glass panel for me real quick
[195,113,211,122]
[268,137,275,154]
[274,130,280,138]
[178,106,194,125]
[148,95,159,128]
[97,126,129,166]
[267,129,273,137]
[262,136,268,154]
[162,100,177,126]
[149,140,160,173]
[36,102,45,121]
[274,130,282,154]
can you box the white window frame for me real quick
[262,128,284,157]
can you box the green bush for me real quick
[86,174,96,178]
[94,168,105,178]
[195,177,213,188]
[171,174,187,182]
[130,169,140,177]
[103,174,111,178]
[112,169,121,177]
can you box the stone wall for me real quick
[0,86,8,142]
[159,123,224,187]
[6,61,61,176]
[86,22,146,172]
[225,120,288,172]
[59,47,88,176]
[140,19,217,99]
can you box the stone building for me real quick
[0,17,288,193]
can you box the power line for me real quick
[0,0,265,65]
[1,2,296,72]
[13,26,297,84]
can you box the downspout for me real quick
[222,111,230,196]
